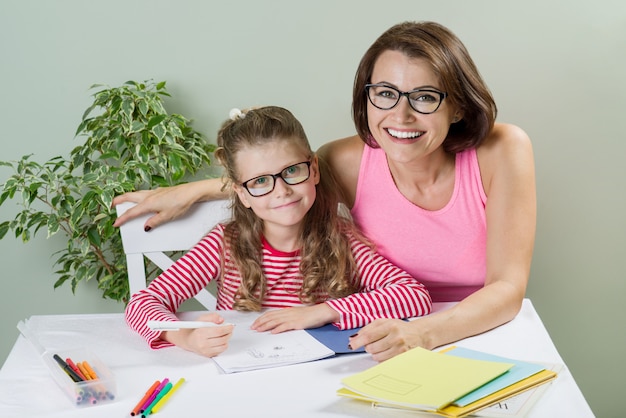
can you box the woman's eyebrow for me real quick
[370,81,442,91]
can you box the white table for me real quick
[0,299,594,418]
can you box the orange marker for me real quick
[130,380,160,416]
[83,361,99,380]
[77,362,93,380]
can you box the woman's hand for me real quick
[348,318,427,362]
[113,186,195,230]
[251,304,339,334]
[112,179,226,230]
[162,313,235,358]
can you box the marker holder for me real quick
[42,348,117,408]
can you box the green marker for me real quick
[142,381,173,417]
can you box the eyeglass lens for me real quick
[366,84,445,114]
[244,161,311,197]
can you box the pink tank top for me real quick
[351,145,487,302]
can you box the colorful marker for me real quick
[130,380,160,416]
[141,382,172,417]
[52,354,83,382]
[83,360,99,379]
[77,362,93,380]
[140,378,169,413]
[65,358,87,381]
[151,377,185,413]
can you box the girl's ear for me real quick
[233,184,252,208]
[311,154,321,186]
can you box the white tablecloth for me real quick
[0,299,594,418]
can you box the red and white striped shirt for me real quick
[125,224,432,349]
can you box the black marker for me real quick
[52,354,83,382]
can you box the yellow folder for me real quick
[435,368,557,417]
[339,347,513,411]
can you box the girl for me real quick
[125,106,432,358]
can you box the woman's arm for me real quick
[113,178,228,230]
[113,135,364,229]
[349,123,536,361]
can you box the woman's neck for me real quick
[386,149,456,211]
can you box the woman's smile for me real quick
[386,128,424,140]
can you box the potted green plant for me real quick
[0,80,215,302]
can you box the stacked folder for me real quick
[338,346,558,418]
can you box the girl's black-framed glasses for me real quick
[241,161,312,197]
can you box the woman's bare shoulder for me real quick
[477,123,534,191]
[318,135,364,172]
[480,123,531,153]
[318,134,364,158]
[317,135,364,207]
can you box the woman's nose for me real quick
[392,96,417,122]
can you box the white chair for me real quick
[116,199,231,310]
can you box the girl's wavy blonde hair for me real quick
[214,106,363,311]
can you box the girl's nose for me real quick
[272,177,293,196]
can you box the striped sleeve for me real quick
[325,232,432,329]
[124,225,226,349]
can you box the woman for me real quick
[113,21,536,361]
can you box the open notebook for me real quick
[197,310,362,373]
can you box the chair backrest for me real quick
[116,199,232,310]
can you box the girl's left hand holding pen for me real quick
[159,313,235,358]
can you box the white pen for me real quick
[147,320,235,331]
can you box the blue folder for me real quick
[305,324,365,354]
[444,346,545,406]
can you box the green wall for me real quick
[1,1,623,416]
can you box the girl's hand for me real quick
[251,304,339,334]
[163,313,235,358]
[348,318,426,362]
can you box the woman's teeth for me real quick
[387,128,422,139]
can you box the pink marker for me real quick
[140,378,169,413]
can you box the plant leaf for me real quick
[47,214,60,238]
[87,226,101,247]
[147,114,166,129]
[0,221,9,240]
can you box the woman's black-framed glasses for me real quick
[365,83,447,114]
[241,161,312,197]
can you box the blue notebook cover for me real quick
[444,346,545,406]
[305,324,365,354]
